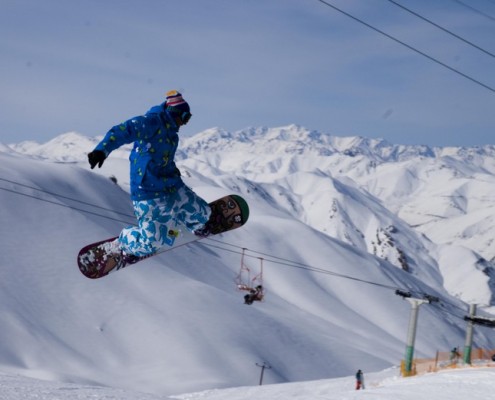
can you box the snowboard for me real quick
[77,194,249,279]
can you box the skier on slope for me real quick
[87,90,211,263]
[355,369,365,390]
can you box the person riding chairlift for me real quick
[244,285,263,305]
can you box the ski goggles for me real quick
[180,111,192,125]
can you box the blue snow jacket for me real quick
[94,103,184,201]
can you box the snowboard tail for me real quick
[77,194,249,279]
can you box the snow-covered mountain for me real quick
[178,126,495,305]
[2,125,495,397]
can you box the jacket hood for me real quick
[146,102,166,115]
[146,103,178,130]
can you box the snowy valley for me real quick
[1,125,495,398]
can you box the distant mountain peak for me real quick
[181,124,439,162]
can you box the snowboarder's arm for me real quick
[94,116,147,157]
[88,114,161,169]
[88,117,144,169]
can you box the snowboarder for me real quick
[355,369,364,390]
[87,90,211,263]
[244,285,263,305]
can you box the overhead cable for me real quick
[386,0,495,58]
[314,0,495,93]
[451,0,495,22]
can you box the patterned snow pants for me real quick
[119,185,211,257]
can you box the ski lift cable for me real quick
[385,0,495,58]
[204,240,402,292]
[0,185,135,224]
[0,180,402,294]
[0,177,134,218]
[205,238,475,316]
[430,296,495,324]
[0,177,477,316]
[429,301,468,322]
[206,238,401,289]
[314,0,495,93]
[450,0,495,22]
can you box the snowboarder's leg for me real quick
[118,186,210,257]
[173,185,211,233]
[119,197,176,257]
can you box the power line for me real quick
[451,0,495,22]
[314,0,495,93]
[385,0,495,58]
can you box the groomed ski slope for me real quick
[1,367,494,400]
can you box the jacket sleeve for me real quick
[94,115,155,156]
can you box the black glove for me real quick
[88,150,106,169]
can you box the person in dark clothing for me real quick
[355,369,365,390]
[244,285,263,305]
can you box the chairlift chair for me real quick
[235,248,265,302]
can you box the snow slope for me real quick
[1,126,495,397]
[177,367,495,400]
[1,367,494,400]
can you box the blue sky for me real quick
[1,0,494,147]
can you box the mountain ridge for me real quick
[9,125,495,164]
[5,125,495,306]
